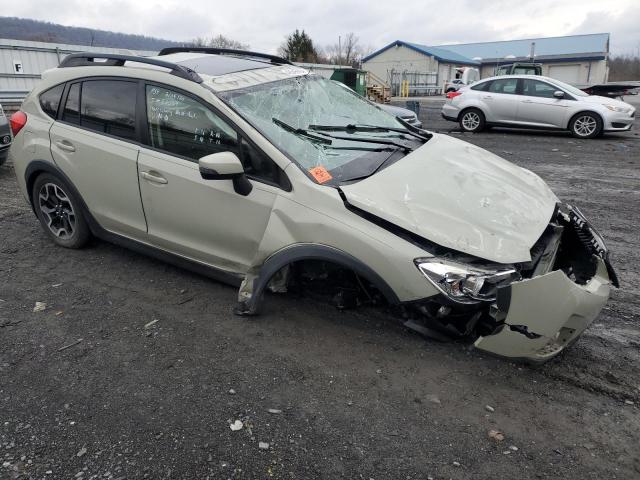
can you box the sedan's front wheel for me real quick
[569,113,602,139]
[32,173,91,249]
[459,108,485,133]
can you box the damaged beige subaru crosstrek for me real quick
[9,48,618,363]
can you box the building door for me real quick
[548,65,581,84]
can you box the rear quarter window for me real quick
[39,84,65,119]
[471,81,490,91]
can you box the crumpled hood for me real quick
[340,134,558,264]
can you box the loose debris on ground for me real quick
[1,99,639,478]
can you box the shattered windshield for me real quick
[219,75,423,184]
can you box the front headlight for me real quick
[415,258,520,304]
[604,104,629,113]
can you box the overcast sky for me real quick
[11,0,640,55]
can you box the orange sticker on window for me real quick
[308,166,333,184]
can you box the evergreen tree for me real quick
[279,30,318,62]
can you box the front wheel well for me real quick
[235,245,400,315]
[567,110,603,130]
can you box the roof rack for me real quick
[158,47,293,66]
[58,53,203,83]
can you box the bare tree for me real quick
[325,33,365,67]
[191,35,248,50]
[342,33,359,65]
[609,53,640,81]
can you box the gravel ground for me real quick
[1,99,639,479]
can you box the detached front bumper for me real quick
[472,204,617,362]
[474,257,610,362]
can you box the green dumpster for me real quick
[330,68,367,96]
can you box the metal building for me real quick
[362,33,610,95]
[362,41,479,96]
[434,33,610,85]
[0,38,154,111]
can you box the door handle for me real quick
[55,140,75,152]
[482,96,493,99]
[141,171,168,184]
[521,99,534,103]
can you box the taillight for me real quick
[10,111,27,136]
[447,91,462,99]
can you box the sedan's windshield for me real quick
[219,75,423,184]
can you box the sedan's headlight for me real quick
[415,258,520,304]
[604,104,630,113]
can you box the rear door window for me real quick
[61,80,137,141]
[39,84,64,119]
[488,78,518,94]
[80,80,137,141]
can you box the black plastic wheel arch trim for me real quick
[235,243,401,316]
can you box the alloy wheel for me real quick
[462,112,480,131]
[38,183,76,238]
[573,115,597,137]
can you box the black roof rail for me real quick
[58,53,204,83]
[158,47,293,66]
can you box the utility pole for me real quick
[529,42,536,61]
[338,35,341,67]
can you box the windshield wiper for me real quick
[324,146,398,152]
[306,129,413,151]
[308,122,431,142]
[394,116,433,140]
[272,117,332,145]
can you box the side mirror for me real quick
[553,90,565,99]
[199,151,252,196]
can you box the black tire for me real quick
[459,108,486,133]
[569,112,602,139]
[446,88,456,93]
[32,173,90,249]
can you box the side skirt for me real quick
[89,223,244,289]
